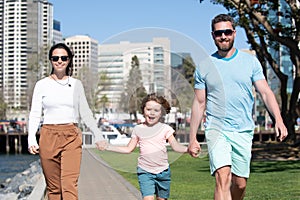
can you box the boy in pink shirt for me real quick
[97,93,188,200]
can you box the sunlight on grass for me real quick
[94,150,138,173]
[93,148,299,200]
[93,147,191,173]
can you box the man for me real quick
[188,14,288,200]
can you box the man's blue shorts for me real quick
[137,167,171,198]
[205,128,253,178]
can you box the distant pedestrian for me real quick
[188,14,288,199]
[97,93,188,200]
[28,43,105,200]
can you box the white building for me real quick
[65,35,99,108]
[0,0,53,120]
[65,35,99,77]
[98,37,171,109]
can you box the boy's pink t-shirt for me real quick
[131,122,174,174]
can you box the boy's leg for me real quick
[137,167,156,200]
[155,167,171,199]
[143,196,155,200]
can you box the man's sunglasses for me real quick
[51,56,69,62]
[213,29,234,37]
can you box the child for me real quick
[96,93,188,200]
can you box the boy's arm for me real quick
[168,135,188,153]
[97,137,138,154]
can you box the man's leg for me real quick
[205,129,233,200]
[228,131,252,200]
[231,174,247,200]
[214,166,232,200]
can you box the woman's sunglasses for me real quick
[213,29,234,37]
[51,56,69,62]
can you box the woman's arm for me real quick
[76,80,104,141]
[28,81,43,151]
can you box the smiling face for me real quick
[50,48,70,75]
[212,21,236,54]
[143,100,162,126]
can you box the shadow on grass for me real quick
[195,157,211,173]
[250,160,300,173]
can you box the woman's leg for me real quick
[39,126,62,200]
[61,125,82,200]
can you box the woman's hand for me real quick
[96,140,109,151]
[28,145,39,154]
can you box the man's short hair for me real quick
[211,14,236,31]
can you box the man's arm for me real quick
[188,89,206,157]
[254,79,288,141]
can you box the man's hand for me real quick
[188,140,201,158]
[275,121,288,142]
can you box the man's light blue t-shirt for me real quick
[194,49,265,132]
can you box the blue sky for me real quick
[50,0,250,61]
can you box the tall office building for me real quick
[0,1,3,89]
[0,0,53,120]
[98,37,171,109]
[53,19,63,44]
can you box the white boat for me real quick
[99,124,131,146]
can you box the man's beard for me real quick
[215,39,234,52]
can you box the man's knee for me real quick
[232,175,247,190]
[215,166,232,187]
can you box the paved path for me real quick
[78,149,142,200]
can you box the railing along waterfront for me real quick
[1,128,300,154]
[0,131,97,154]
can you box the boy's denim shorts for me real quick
[137,166,171,198]
[205,128,253,178]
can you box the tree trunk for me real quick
[287,77,300,144]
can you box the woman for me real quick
[28,43,105,200]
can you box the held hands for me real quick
[96,140,109,151]
[188,140,201,158]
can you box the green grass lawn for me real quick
[93,149,300,200]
